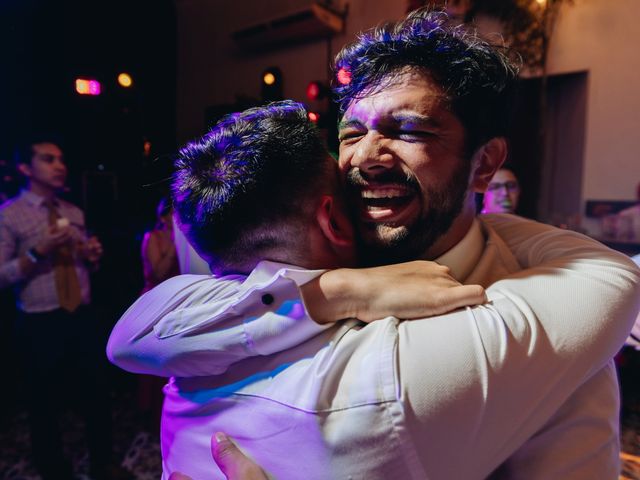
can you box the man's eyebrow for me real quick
[37,153,64,160]
[390,113,440,127]
[337,119,365,130]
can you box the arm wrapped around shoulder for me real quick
[484,214,640,373]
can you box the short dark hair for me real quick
[333,8,520,154]
[497,163,519,181]
[172,100,333,273]
[13,133,65,167]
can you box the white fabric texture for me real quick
[172,216,212,275]
[108,215,640,479]
[625,253,640,349]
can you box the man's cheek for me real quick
[337,158,350,172]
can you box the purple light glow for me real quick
[88,80,101,95]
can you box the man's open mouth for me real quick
[358,185,418,222]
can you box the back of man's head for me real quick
[172,100,335,274]
[333,8,519,156]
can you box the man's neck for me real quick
[435,218,484,281]
[420,207,476,261]
[28,182,56,201]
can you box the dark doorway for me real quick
[505,71,588,222]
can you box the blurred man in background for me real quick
[0,135,129,480]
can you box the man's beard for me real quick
[347,161,471,267]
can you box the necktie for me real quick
[45,200,82,312]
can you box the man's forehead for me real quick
[339,98,450,132]
[341,71,449,125]
[492,169,517,182]
[32,142,63,155]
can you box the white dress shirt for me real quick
[172,214,212,275]
[108,215,640,479]
[624,253,640,349]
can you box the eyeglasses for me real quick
[487,181,519,192]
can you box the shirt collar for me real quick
[435,219,485,282]
[20,189,59,208]
[243,224,485,285]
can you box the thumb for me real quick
[211,432,268,480]
[168,473,192,480]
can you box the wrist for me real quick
[301,269,361,324]
[34,244,49,257]
[323,268,366,320]
[26,247,46,264]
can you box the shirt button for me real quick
[261,294,274,305]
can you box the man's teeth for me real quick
[361,188,409,199]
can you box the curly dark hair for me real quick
[333,8,520,154]
[172,100,333,273]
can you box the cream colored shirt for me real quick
[108,215,640,479]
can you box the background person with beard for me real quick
[109,10,640,480]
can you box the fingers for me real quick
[211,432,268,480]
[89,237,103,250]
[89,240,104,256]
[51,225,73,240]
[459,284,486,301]
[168,473,193,480]
[88,235,102,247]
[430,284,487,316]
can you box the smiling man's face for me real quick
[337,70,475,265]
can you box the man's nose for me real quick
[54,159,67,172]
[350,132,394,173]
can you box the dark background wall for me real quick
[0,0,178,314]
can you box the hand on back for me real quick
[168,432,268,480]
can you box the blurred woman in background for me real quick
[141,197,180,292]
[138,197,180,432]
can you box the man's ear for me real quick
[470,137,507,193]
[17,162,31,178]
[315,195,354,247]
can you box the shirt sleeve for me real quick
[485,214,639,378]
[398,217,640,478]
[107,262,328,377]
[68,204,87,244]
[0,209,24,289]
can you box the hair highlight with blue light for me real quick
[333,8,520,154]
[172,100,332,274]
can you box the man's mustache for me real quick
[345,168,420,190]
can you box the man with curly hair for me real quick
[109,10,640,479]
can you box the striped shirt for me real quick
[0,190,91,312]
